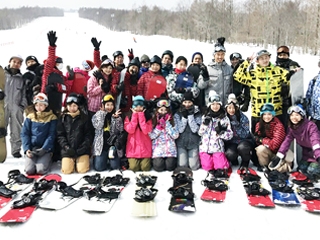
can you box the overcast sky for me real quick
[1,0,194,10]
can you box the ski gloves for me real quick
[128,48,134,61]
[91,37,101,51]
[47,31,57,47]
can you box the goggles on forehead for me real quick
[33,94,46,102]
[133,100,145,107]
[277,46,289,54]
[261,103,274,112]
[101,59,114,68]
[157,99,170,108]
[102,94,114,102]
[82,61,92,71]
[214,45,226,53]
[287,105,305,117]
[66,96,79,104]
[210,96,221,103]
[231,53,241,59]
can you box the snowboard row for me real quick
[0,167,319,223]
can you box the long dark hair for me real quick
[226,102,240,122]
[205,105,226,119]
[152,107,174,128]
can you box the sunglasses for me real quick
[82,61,92,71]
[66,96,79,104]
[157,99,170,108]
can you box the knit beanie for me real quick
[140,54,150,63]
[260,103,276,117]
[208,90,222,106]
[191,52,203,62]
[175,56,188,65]
[225,93,239,108]
[182,91,194,103]
[25,56,39,65]
[132,95,145,108]
[150,55,162,66]
[162,50,174,61]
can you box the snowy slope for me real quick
[0,12,319,240]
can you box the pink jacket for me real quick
[87,75,104,112]
[124,112,152,158]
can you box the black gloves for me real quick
[175,87,186,94]
[188,106,195,115]
[200,64,209,81]
[128,48,134,61]
[67,65,74,80]
[254,135,263,144]
[65,146,76,158]
[240,101,249,112]
[101,82,110,93]
[91,37,101,51]
[93,70,105,81]
[215,121,227,134]
[47,31,57,47]
[181,108,188,119]
[269,156,282,169]
[203,116,211,126]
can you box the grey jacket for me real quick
[198,60,233,106]
[4,67,27,108]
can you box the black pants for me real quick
[152,157,177,172]
[225,141,253,168]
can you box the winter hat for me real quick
[213,37,226,54]
[191,52,203,62]
[175,56,188,65]
[132,95,145,108]
[25,56,39,65]
[82,60,95,71]
[113,50,123,60]
[182,91,194,103]
[140,54,150,63]
[102,94,115,105]
[260,103,276,117]
[9,55,23,63]
[277,46,290,57]
[150,55,162,66]
[100,58,114,69]
[162,50,174,61]
[128,57,141,69]
[208,90,222,106]
[33,93,49,106]
[287,104,305,117]
[229,52,242,61]
[101,55,109,62]
[225,93,239,108]
[55,57,63,63]
[256,50,271,59]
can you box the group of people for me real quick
[2,31,320,181]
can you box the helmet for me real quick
[229,52,242,61]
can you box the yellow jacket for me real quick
[233,60,289,118]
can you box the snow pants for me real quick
[5,104,23,155]
[152,157,176,172]
[225,140,253,167]
[177,147,200,170]
[128,158,151,172]
[24,153,52,175]
[61,154,90,174]
[199,152,229,171]
[93,150,120,171]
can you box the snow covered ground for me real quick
[1,12,320,240]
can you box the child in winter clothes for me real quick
[149,98,179,171]
[198,91,233,171]
[57,94,91,174]
[92,94,123,171]
[254,103,286,169]
[21,93,57,175]
[174,92,202,170]
[166,56,200,104]
[224,94,254,169]
[124,96,153,172]
[271,105,320,178]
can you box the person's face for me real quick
[134,105,144,112]
[257,55,270,67]
[150,63,161,72]
[162,55,172,65]
[101,65,113,75]
[226,104,236,116]
[157,106,168,115]
[114,55,124,65]
[26,59,37,67]
[104,102,114,113]
[210,102,221,112]
[214,52,225,63]
[182,100,193,109]
[9,58,22,69]
[141,62,150,69]
[290,112,302,124]
[262,112,273,123]
[175,60,187,71]
[193,54,202,64]
[277,53,289,59]
[67,103,79,113]
[129,65,139,74]
[230,58,240,67]
[35,103,47,112]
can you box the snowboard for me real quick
[70,72,88,98]
[238,168,275,208]
[0,66,6,163]
[0,173,61,223]
[168,167,196,212]
[271,185,300,206]
[82,173,130,213]
[132,173,158,217]
[200,168,232,202]
[0,170,41,209]
[290,68,304,105]
[144,75,167,101]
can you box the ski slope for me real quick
[0,12,319,240]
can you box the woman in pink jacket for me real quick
[124,95,153,172]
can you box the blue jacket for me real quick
[21,109,57,153]
[306,73,320,120]
[228,112,252,144]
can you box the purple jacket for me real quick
[277,119,320,160]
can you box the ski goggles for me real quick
[260,103,274,112]
[157,99,170,108]
[102,94,114,103]
[287,105,305,117]
[277,46,290,54]
[82,61,92,71]
[230,53,241,59]
[101,59,114,68]
[209,95,222,103]
[66,96,79,104]
[214,45,226,53]
[226,98,239,107]
[256,50,271,58]
[132,100,145,108]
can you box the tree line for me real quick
[78,0,320,55]
[0,7,64,30]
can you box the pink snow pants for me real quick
[199,152,230,171]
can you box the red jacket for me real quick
[137,70,165,98]
[124,112,152,158]
[254,117,285,153]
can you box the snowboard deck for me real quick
[168,167,196,213]
[238,168,275,208]
[145,75,167,101]
[200,168,232,202]
[0,66,6,163]
[290,68,304,105]
[0,173,61,223]
[132,172,157,217]
[272,188,300,206]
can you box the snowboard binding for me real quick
[168,186,195,200]
[0,181,17,198]
[201,179,228,192]
[7,169,35,185]
[134,187,158,202]
[83,173,101,185]
[136,174,157,187]
[269,179,294,193]
[172,173,193,185]
[209,169,229,179]
[104,174,130,187]
[296,187,320,200]
[56,182,84,198]
[12,192,43,209]
[244,182,271,196]
[95,187,121,200]
[33,179,56,192]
